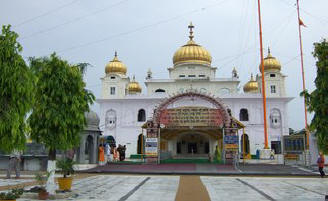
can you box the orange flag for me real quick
[299,18,307,27]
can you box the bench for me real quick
[284,154,298,160]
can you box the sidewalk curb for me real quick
[77,170,318,177]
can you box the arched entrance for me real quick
[85,135,94,163]
[145,91,238,162]
[240,134,250,157]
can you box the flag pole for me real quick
[296,0,309,150]
[257,0,269,149]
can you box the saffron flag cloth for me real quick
[299,18,307,27]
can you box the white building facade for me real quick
[97,23,293,159]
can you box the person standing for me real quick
[317,152,325,178]
[270,149,275,160]
[105,143,111,164]
[98,144,105,166]
[6,149,21,179]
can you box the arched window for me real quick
[270,108,281,128]
[138,109,146,122]
[105,109,116,130]
[239,108,249,121]
[155,89,165,93]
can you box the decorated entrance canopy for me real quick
[153,91,231,128]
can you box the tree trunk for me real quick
[48,149,56,160]
[46,148,56,195]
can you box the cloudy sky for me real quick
[1,0,327,130]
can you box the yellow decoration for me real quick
[173,22,212,66]
[259,48,281,72]
[105,51,127,75]
[243,74,259,93]
[127,75,142,94]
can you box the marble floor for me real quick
[1,175,326,201]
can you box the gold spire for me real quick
[243,74,259,93]
[173,23,212,66]
[105,51,127,75]
[127,75,142,94]
[259,48,281,72]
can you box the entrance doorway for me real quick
[188,143,197,154]
[177,133,209,156]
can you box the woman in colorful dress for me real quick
[98,144,105,166]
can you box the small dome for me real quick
[85,110,100,131]
[259,49,281,72]
[243,74,259,93]
[105,52,127,75]
[173,23,212,66]
[127,76,142,94]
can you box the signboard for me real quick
[225,144,238,150]
[224,136,239,144]
[159,106,224,128]
[145,138,158,156]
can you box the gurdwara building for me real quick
[97,23,292,160]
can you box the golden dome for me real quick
[127,76,142,94]
[105,52,127,75]
[259,48,281,72]
[243,74,259,93]
[173,23,212,66]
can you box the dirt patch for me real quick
[175,176,210,201]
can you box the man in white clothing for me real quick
[6,149,21,179]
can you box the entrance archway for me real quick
[153,91,231,127]
[85,135,94,163]
[146,91,236,161]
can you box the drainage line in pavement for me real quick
[284,181,325,196]
[118,177,150,201]
[236,178,276,201]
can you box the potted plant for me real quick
[56,158,75,191]
[0,188,23,201]
[34,172,51,200]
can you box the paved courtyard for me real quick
[1,175,327,201]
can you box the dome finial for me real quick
[251,73,254,80]
[268,47,271,54]
[188,22,194,40]
[132,74,136,81]
[114,51,118,57]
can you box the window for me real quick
[179,75,185,78]
[188,75,196,77]
[138,109,146,122]
[270,85,276,93]
[270,74,276,77]
[110,87,115,95]
[239,108,249,121]
[270,109,281,128]
[199,75,205,77]
[155,89,165,93]
[110,76,116,79]
[105,109,116,129]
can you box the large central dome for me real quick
[173,23,212,66]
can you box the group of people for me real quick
[98,143,126,165]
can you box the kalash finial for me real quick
[188,22,194,40]
[267,47,272,57]
[114,51,118,57]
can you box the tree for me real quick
[28,53,94,159]
[0,25,34,153]
[302,39,328,154]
